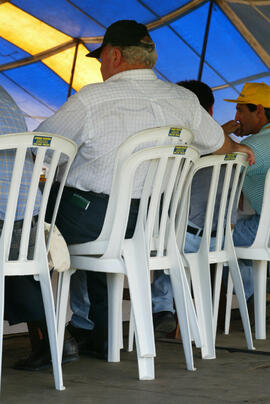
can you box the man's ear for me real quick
[112,47,122,67]
[257,104,264,116]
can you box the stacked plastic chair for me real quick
[56,126,201,379]
[179,153,255,360]
[0,132,77,391]
[225,167,270,340]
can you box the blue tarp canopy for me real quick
[1,0,270,129]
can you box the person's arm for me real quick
[213,133,255,166]
[221,120,240,136]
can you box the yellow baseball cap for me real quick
[224,82,270,108]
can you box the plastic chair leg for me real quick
[170,264,196,371]
[227,259,254,350]
[56,270,72,357]
[253,260,267,340]
[123,241,155,379]
[137,357,155,380]
[187,254,216,359]
[39,270,65,391]
[128,307,135,352]
[224,274,233,335]
[181,269,201,349]
[212,263,223,338]
[0,274,5,391]
[107,273,124,362]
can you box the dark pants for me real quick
[4,217,46,325]
[46,183,140,330]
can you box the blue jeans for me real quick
[151,231,217,313]
[70,270,93,330]
[232,214,260,300]
[151,215,259,313]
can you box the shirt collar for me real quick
[105,69,157,83]
[260,122,270,132]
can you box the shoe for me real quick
[67,322,108,360]
[13,336,79,371]
[153,311,176,336]
[79,327,108,360]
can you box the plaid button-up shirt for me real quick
[0,86,41,220]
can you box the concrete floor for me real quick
[2,314,270,404]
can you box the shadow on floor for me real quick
[2,311,270,404]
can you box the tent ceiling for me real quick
[0,0,270,128]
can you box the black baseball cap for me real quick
[86,19,154,59]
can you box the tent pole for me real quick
[68,39,80,98]
[197,0,214,81]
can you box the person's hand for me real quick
[222,120,240,136]
[235,143,255,166]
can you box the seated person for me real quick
[151,80,256,334]
[0,86,50,368]
[30,20,254,369]
[224,82,270,300]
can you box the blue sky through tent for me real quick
[142,0,190,16]
[4,62,70,111]
[0,37,30,64]
[230,4,270,56]
[151,25,201,82]
[206,4,268,82]
[67,0,155,26]
[11,0,106,37]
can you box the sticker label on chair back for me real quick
[224,153,237,161]
[173,146,187,155]
[168,128,182,137]
[32,136,52,147]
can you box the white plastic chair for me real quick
[225,168,270,339]
[0,132,77,391]
[180,153,255,360]
[56,126,198,380]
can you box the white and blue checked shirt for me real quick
[37,69,224,197]
[0,86,41,220]
[241,123,270,214]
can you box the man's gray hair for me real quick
[119,44,157,68]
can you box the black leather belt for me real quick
[63,185,140,207]
[187,225,216,238]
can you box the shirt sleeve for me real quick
[190,103,224,155]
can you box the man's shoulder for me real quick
[242,129,270,148]
[77,82,104,97]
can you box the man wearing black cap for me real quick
[26,19,254,369]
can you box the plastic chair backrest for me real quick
[176,152,248,259]
[98,126,194,242]
[248,167,270,252]
[0,132,77,272]
[101,143,200,259]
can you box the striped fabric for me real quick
[0,86,41,220]
[241,123,270,214]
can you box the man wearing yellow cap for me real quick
[225,82,270,301]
